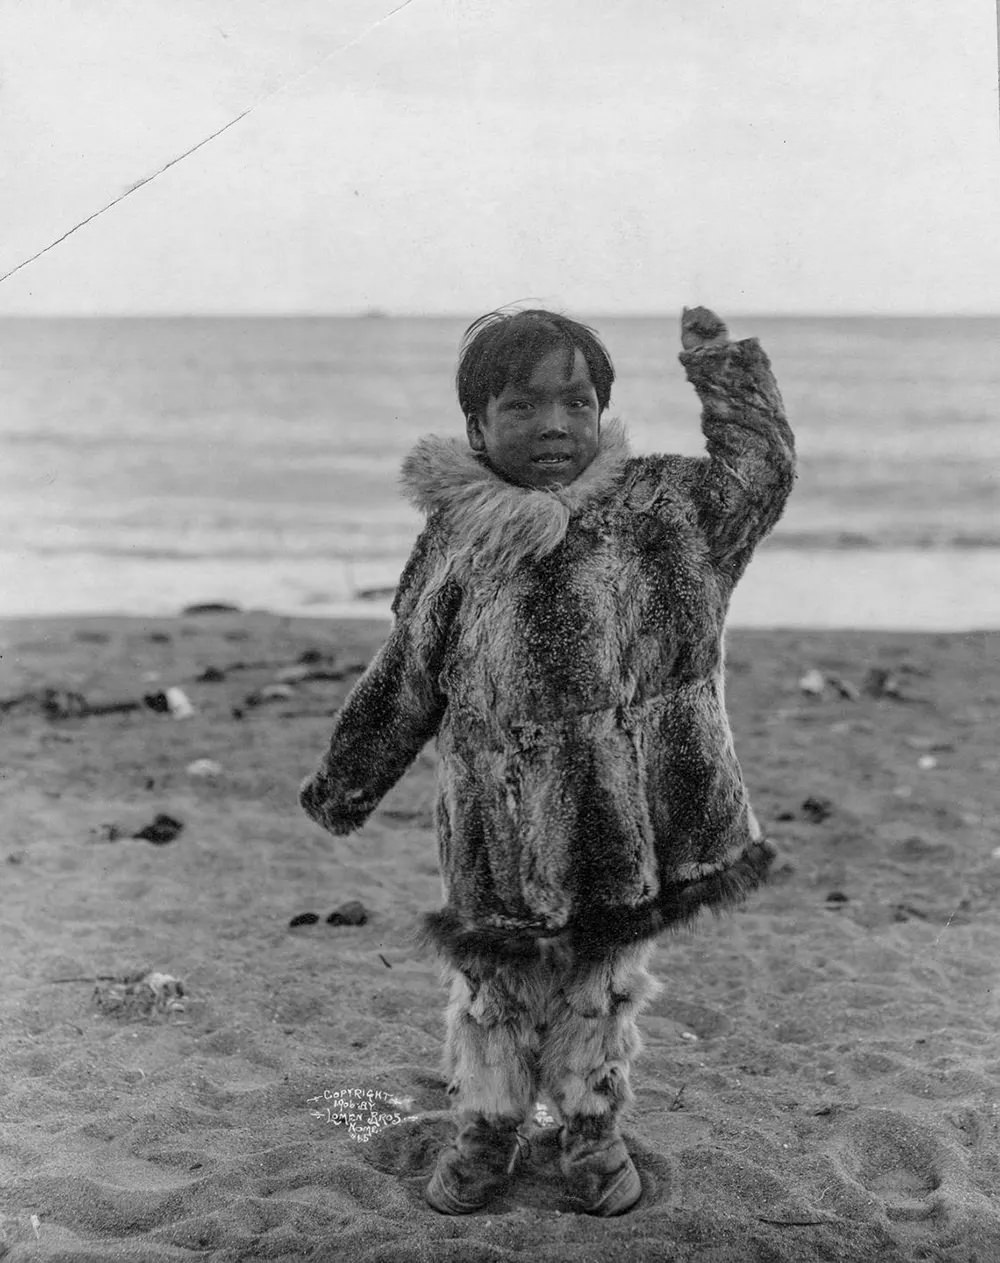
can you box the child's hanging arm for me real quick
[299,517,459,836]
[679,307,796,588]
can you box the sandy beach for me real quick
[2,610,999,1262]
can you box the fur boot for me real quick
[425,1113,528,1215]
[559,1113,642,1217]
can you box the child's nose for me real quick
[538,405,570,436]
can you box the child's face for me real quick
[466,347,601,489]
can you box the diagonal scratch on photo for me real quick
[1,2,999,1259]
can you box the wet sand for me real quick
[2,611,998,1262]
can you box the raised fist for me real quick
[681,306,729,351]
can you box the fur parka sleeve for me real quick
[299,519,459,835]
[680,337,796,586]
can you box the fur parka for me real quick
[300,338,796,968]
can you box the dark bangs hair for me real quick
[456,308,615,418]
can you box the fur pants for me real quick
[441,938,661,1126]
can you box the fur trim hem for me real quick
[398,418,631,577]
[412,838,777,971]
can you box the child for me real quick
[300,306,796,1217]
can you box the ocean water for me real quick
[1,315,998,628]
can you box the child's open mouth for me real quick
[532,454,572,466]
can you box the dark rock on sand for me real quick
[892,903,929,922]
[802,796,834,823]
[327,901,368,926]
[863,667,905,699]
[297,649,327,665]
[246,684,295,706]
[826,674,860,700]
[289,913,320,928]
[133,814,184,845]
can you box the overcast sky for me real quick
[1,0,998,315]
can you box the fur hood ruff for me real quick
[398,418,632,576]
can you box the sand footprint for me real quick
[836,1109,952,1232]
